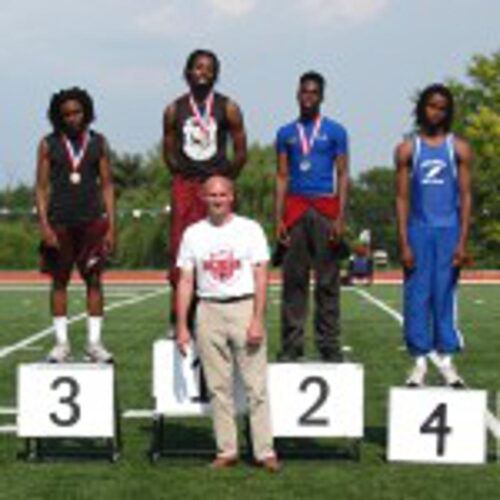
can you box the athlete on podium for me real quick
[35,87,115,363]
[395,84,472,388]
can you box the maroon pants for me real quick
[169,176,207,320]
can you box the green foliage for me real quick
[0,220,39,269]
[447,51,500,266]
[0,184,33,209]
[349,167,398,261]
[117,214,168,269]
[237,143,275,236]
[110,151,146,198]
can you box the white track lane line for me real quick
[0,407,154,431]
[0,407,16,415]
[0,288,166,360]
[353,287,500,438]
[122,409,154,419]
[0,425,17,434]
[354,288,404,325]
[0,285,167,293]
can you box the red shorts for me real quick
[39,218,109,284]
[169,176,207,288]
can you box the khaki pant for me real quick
[196,298,275,460]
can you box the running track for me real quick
[1,270,500,284]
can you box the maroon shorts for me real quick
[39,219,109,284]
[169,176,207,288]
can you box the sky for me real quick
[0,0,499,187]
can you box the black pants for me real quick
[281,209,341,358]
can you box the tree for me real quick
[111,151,147,198]
[237,143,275,237]
[349,167,398,261]
[447,51,500,266]
[0,184,34,210]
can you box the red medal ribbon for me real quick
[296,115,322,156]
[188,92,214,136]
[62,131,90,176]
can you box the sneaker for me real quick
[439,364,466,389]
[85,342,114,363]
[405,364,427,387]
[46,343,71,363]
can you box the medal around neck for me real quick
[299,159,312,172]
[188,92,214,136]
[296,116,321,174]
[70,172,82,184]
[183,92,217,161]
[62,132,90,186]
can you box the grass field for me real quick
[0,282,500,499]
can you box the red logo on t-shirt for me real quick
[203,250,241,282]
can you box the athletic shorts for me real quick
[39,218,109,283]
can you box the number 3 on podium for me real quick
[49,376,81,427]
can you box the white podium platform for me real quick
[17,362,120,461]
[387,387,487,464]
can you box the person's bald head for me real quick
[203,175,234,195]
[202,175,235,223]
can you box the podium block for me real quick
[153,339,245,417]
[17,363,115,439]
[388,387,487,464]
[268,363,364,438]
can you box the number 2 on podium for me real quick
[298,376,330,427]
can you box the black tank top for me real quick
[46,130,105,225]
[174,92,231,179]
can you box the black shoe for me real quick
[320,350,344,363]
[277,351,304,363]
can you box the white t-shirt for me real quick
[177,215,270,299]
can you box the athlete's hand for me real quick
[247,318,265,346]
[276,221,290,245]
[41,224,59,249]
[452,243,467,268]
[175,325,191,357]
[330,217,345,245]
[104,227,116,254]
[400,244,415,270]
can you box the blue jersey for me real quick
[409,134,460,227]
[276,116,348,196]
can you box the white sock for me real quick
[415,356,427,369]
[439,354,452,368]
[87,316,103,345]
[53,317,68,345]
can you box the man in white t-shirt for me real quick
[176,175,280,472]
